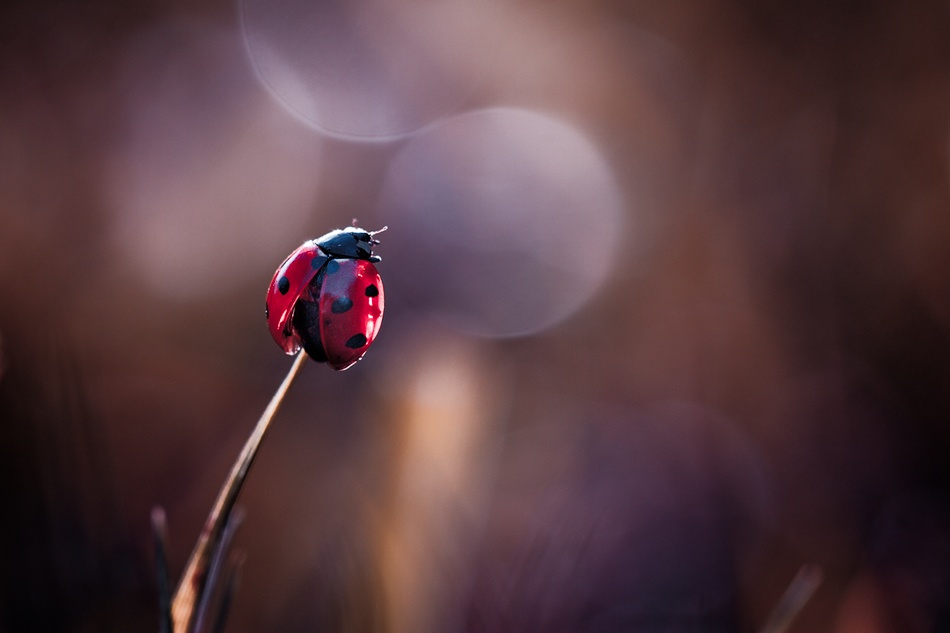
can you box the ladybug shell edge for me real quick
[265,241,327,354]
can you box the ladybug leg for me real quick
[293,266,330,362]
[292,299,329,363]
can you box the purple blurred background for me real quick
[1,0,950,631]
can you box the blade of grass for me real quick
[171,351,308,633]
[759,564,823,633]
[210,552,245,633]
[191,508,244,633]
[152,507,173,633]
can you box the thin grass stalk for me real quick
[171,352,308,632]
[759,564,823,633]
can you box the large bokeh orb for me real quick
[378,107,626,338]
[240,0,477,141]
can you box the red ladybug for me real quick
[266,226,385,370]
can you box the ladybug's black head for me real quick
[314,226,386,262]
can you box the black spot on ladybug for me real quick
[310,255,327,270]
[277,276,290,295]
[365,285,379,297]
[345,333,367,349]
[265,302,269,319]
[325,259,340,274]
[331,297,354,313]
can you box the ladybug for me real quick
[266,226,385,370]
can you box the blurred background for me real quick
[2,0,950,631]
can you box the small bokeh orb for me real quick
[377,107,626,338]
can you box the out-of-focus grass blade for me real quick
[759,564,823,633]
[211,552,246,633]
[152,507,173,633]
[192,508,244,633]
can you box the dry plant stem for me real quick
[152,507,172,633]
[171,351,308,633]
[759,564,823,633]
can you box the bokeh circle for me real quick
[240,0,478,141]
[378,107,626,338]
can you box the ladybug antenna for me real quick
[369,226,388,244]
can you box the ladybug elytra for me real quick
[266,226,385,370]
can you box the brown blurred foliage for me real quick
[1,0,950,632]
